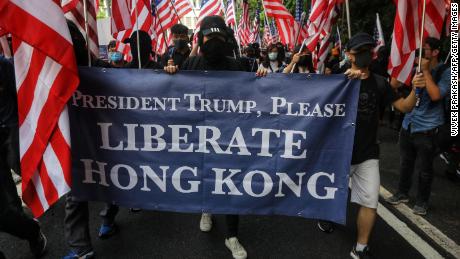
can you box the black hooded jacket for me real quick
[0,56,17,127]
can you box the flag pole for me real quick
[445,48,451,64]
[417,0,427,73]
[294,12,306,46]
[170,1,183,24]
[345,0,351,39]
[415,0,427,107]
[290,38,306,73]
[134,1,142,69]
[153,4,173,51]
[82,0,92,67]
[263,5,273,41]
[336,25,341,51]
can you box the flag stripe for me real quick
[0,2,77,73]
[9,0,72,43]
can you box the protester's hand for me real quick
[167,59,175,66]
[344,68,366,80]
[412,73,426,89]
[256,67,268,77]
[421,58,430,72]
[291,53,301,64]
[164,65,178,74]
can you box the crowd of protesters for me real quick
[0,14,455,259]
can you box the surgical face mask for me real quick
[353,50,372,68]
[110,52,123,62]
[268,52,278,61]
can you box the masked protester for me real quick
[283,45,314,74]
[125,30,161,69]
[64,21,117,259]
[108,51,124,67]
[316,33,421,259]
[161,24,191,68]
[386,38,451,214]
[107,40,126,68]
[238,45,259,72]
[259,43,286,73]
[164,15,267,259]
[0,54,47,259]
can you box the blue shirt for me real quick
[402,64,451,133]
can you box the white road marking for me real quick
[379,186,460,258]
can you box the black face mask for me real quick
[174,39,189,51]
[297,55,312,67]
[201,37,226,63]
[354,50,372,68]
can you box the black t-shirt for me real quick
[0,56,17,127]
[181,55,243,71]
[351,73,398,164]
[237,56,258,72]
[160,46,190,68]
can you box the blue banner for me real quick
[68,68,360,224]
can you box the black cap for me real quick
[200,15,228,38]
[346,33,376,51]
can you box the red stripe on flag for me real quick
[50,129,72,187]
[17,52,47,126]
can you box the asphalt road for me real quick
[1,124,458,259]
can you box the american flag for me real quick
[388,0,421,85]
[225,0,236,26]
[154,0,179,32]
[317,34,332,73]
[111,0,132,35]
[152,0,169,55]
[249,4,261,44]
[304,0,341,52]
[0,26,7,37]
[197,0,222,26]
[62,0,99,57]
[294,0,308,45]
[263,0,294,20]
[388,0,449,84]
[0,0,79,216]
[373,13,384,58]
[295,0,303,22]
[262,19,279,46]
[237,0,251,46]
[0,35,11,58]
[262,0,295,47]
[424,0,449,39]
[113,0,153,59]
[262,20,272,46]
[171,0,193,20]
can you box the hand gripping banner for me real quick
[68,68,360,224]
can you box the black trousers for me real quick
[398,128,436,204]
[100,203,119,225]
[225,215,239,238]
[0,126,40,242]
[64,195,93,253]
